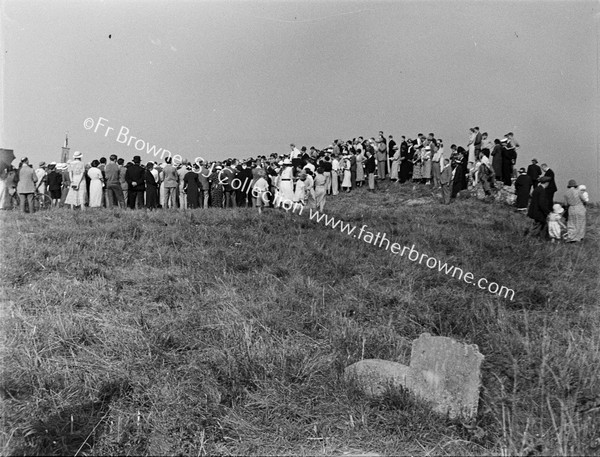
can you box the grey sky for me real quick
[1,0,598,198]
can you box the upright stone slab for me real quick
[407,333,483,420]
[344,359,410,397]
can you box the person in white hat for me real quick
[275,158,294,208]
[35,161,48,199]
[64,151,86,209]
[547,203,566,242]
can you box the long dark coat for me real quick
[514,174,532,209]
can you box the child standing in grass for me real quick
[251,168,269,215]
[547,203,566,242]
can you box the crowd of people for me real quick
[0,127,590,242]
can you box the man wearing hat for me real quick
[540,163,557,205]
[500,137,515,186]
[527,176,551,239]
[526,159,542,187]
[125,155,145,209]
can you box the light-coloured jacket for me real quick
[17,165,38,194]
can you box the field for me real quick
[1,182,599,456]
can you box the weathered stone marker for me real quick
[407,333,483,419]
[344,333,484,420]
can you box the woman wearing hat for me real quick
[276,159,294,208]
[514,167,532,211]
[35,162,48,198]
[209,165,223,208]
[64,151,87,209]
[564,179,587,242]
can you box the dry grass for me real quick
[1,182,599,455]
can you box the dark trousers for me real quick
[127,189,144,209]
[224,189,236,208]
[106,183,125,208]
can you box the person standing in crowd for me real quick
[210,165,224,208]
[540,163,557,205]
[349,150,357,189]
[390,144,401,182]
[514,167,532,212]
[197,161,210,209]
[162,156,178,209]
[294,170,307,204]
[375,135,387,180]
[87,160,104,208]
[183,163,200,209]
[118,158,128,203]
[46,162,62,208]
[467,128,476,169]
[451,146,468,198]
[220,160,237,208]
[431,141,443,189]
[500,138,515,186]
[313,166,329,211]
[365,148,377,191]
[64,151,86,210]
[104,154,125,208]
[355,145,365,187]
[290,143,302,172]
[276,158,294,207]
[491,139,503,181]
[59,163,70,207]
[35,162,47,198]
[473,127,482,159]
[399,136,411,183]
[144,162,158,209]
[331,153,340,195]
[236,161,253,207]
[16,157,38,213]
[125,155,145,209]
[341,155,352,192]
[481,132,492,158]
[439,153,453,205]
[251,167,269,215]
[563,179,587,243]
[527,176,551,239]
[422,145,432,186]
[527,158,542,187]
[177,160,188,210]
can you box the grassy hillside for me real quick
[2,182,599,456]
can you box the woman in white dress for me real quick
[64,151,87,209]
[276,159,294,207]
[87,160,104,207]
[341,156,352,192]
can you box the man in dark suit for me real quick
[526,159,542,187]
[220,160,237,208]
[236,160,253,207]
[125,155,145,209]
[540,163,557,205]
[527,176,551,239]
[399,136,410,183]
[473,126,482,159]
